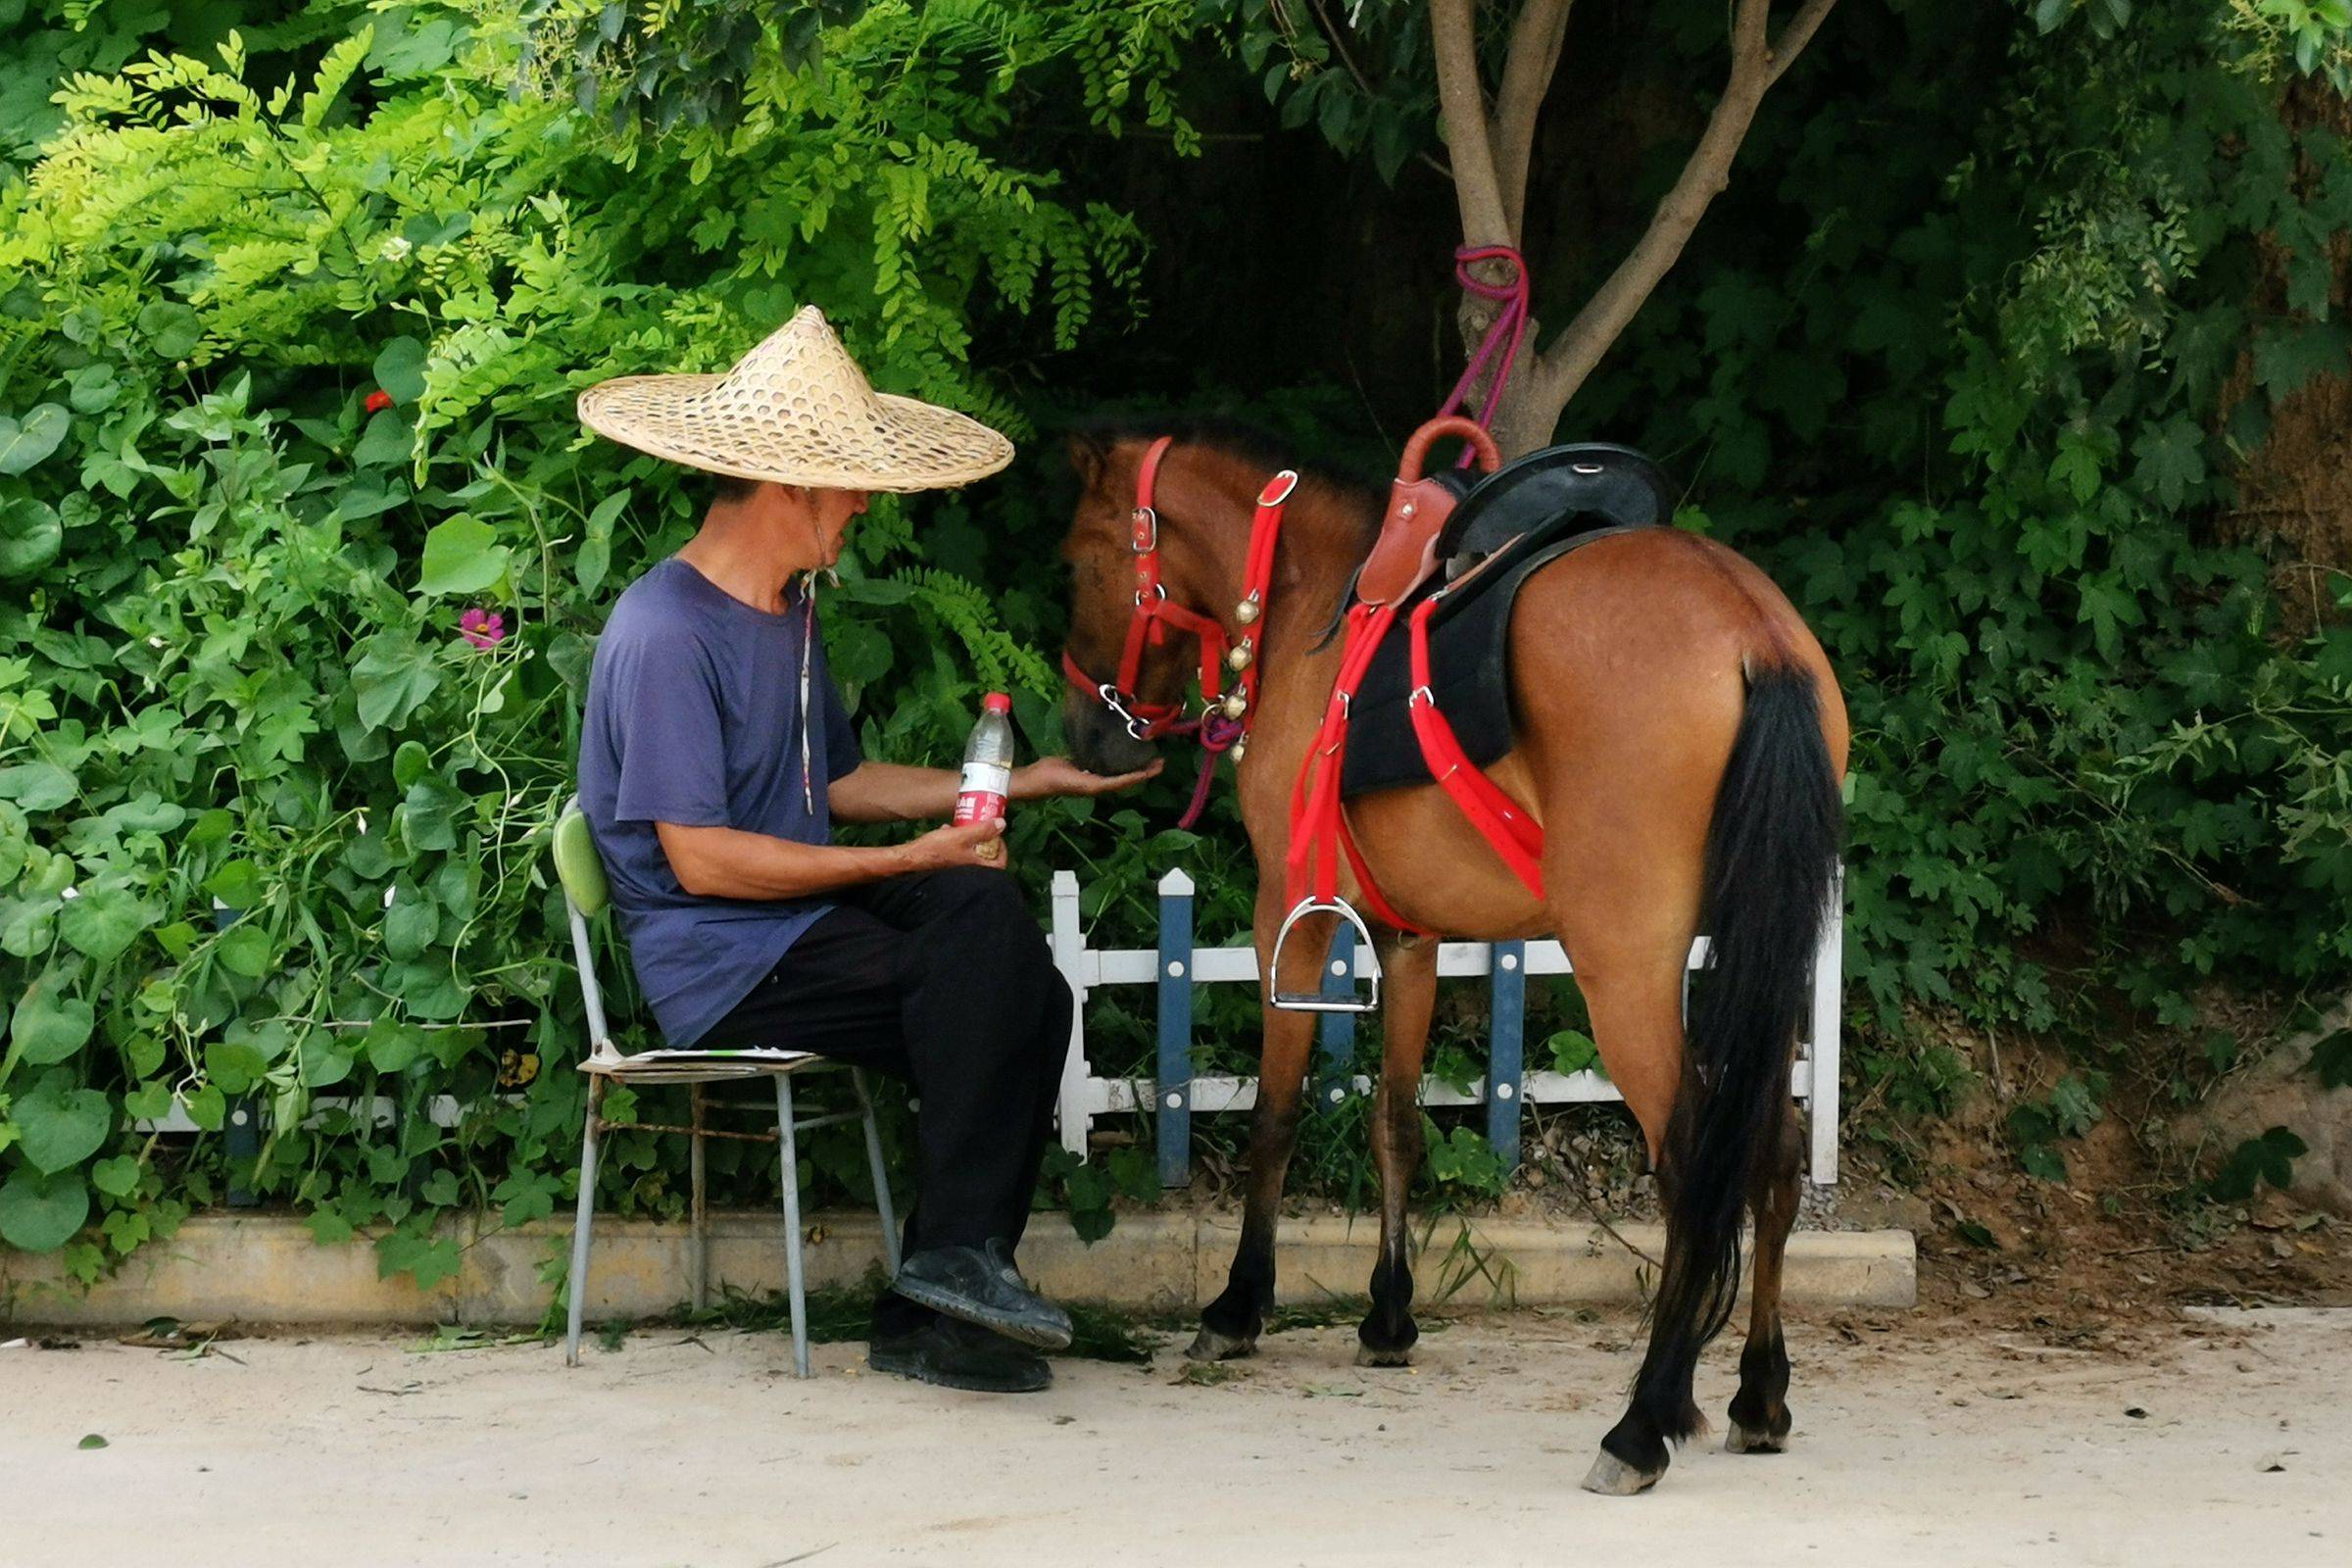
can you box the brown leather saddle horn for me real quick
[1356,416,1501,608]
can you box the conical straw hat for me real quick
[577,307,1013,492]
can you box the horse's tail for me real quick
[1627,661,1841,1450]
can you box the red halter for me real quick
[1062,437,1295,821]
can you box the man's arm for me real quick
[829,757,1163,824]
[658,817,1005,900]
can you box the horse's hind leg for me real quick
[1357,932,1439,1367]
[1727,1110,1802,1453]
[1565,944,1707,1496]
[1189,895,1329,1361]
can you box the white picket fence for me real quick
[1048,866,1844,1186]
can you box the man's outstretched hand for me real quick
[1012,756,1163,800]
[902,817,1010,871]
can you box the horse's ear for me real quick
[1065,429,1110,492]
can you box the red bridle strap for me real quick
[1064,437,1296,755]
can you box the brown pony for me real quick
[1057,421,1849,1495]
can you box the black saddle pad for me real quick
[1434,442,1672,560]
[1339,518,1654,798]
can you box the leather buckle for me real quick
[1130,506,1158,554]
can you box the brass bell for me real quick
[1235,598,1261,625]
[1227,642,1253,671]
[1220,692,1249,719]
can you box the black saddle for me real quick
[1434,442,1673,560]
[1337,445,1669,799]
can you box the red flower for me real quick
[459,609,507,650]
[365,390,394,414]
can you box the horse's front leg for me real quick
[1187,889,1330,1361]
[1358,930,1439,1366]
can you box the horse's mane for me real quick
[1063,413,1384,512]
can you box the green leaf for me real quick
[2252,319,2351,397]
[0,761,77,810]
[0,497,64,578]
[0,404,71,475]
[89,1154,141,1199]
[364,1015,425,1074]
[0,1167,89,1251]
[14,1082,112,1174]
[215,923,273,978]
[1544,1028,1597,1076]
[11,979,95,1065]
[2019,1143,2068,1182]
[383,879,439,960]
[417,514,511,598]
[59,886,156,963]
[351,409,413,469]
[76,1434,108,1450]
[136,301,202,358]
[400,775,468,854]
[2131,416,2205,510]
[372,336,429,404]
[352,633,443,732]
[392,740,433,791]
[298,1031,355,1090]
[375,1230,462,1290]
[203,859,265,911]
[2312,1030,2352,1089]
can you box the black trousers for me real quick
[700,866,1072,1275]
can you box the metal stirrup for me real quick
[1269,898,1382,1013]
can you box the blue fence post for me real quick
[1486,940,1526,1169]
[1314,922,1357,1113]
[1155,868,1196,1188]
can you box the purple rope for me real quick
[1436,244,1532,466]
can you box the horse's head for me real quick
[1057,429,1182,776]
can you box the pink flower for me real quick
[365,389,394,414]
[459,609,507,650]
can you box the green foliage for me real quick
[1421,1117,1508,1197]
[1548,3,2352,1078]
[2006,1070,2109,1180]
[0,0,1200,1268]
[2205,1123,2309,1199]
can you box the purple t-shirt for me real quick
[576,559,862,1046]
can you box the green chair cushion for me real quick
[553,803,611,919]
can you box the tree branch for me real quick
[1430,0,1511,245]
[1766,0,1839,85]
[1513,0,1839,426]
[1494,0,1574,238]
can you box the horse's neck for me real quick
[1258,487,1374,679]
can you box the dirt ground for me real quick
[4,1303,2345,1568]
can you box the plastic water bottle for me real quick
[954,692,1015,831]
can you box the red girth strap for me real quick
[1284,603,1430,937]
[1406,592,1545,899]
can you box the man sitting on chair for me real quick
[573,309,1154,1393]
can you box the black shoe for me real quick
[867,1316,1052,1394]
[889,1239,1074,1351]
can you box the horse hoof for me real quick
[1354,1343,1414,1368]
[1581,1450,1662,1496]
[1186,1326,1256,1362]
[1726,1422,1788,1455]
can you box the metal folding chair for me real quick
[552,800,900,1376]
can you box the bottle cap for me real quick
[983,692,1011,714]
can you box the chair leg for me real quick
[852,1067,902,1277]
[774,1075,810,1379]
[690,1083,710,1314]
[565,1076,608,1367]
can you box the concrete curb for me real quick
[1,1212,1915,1328]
